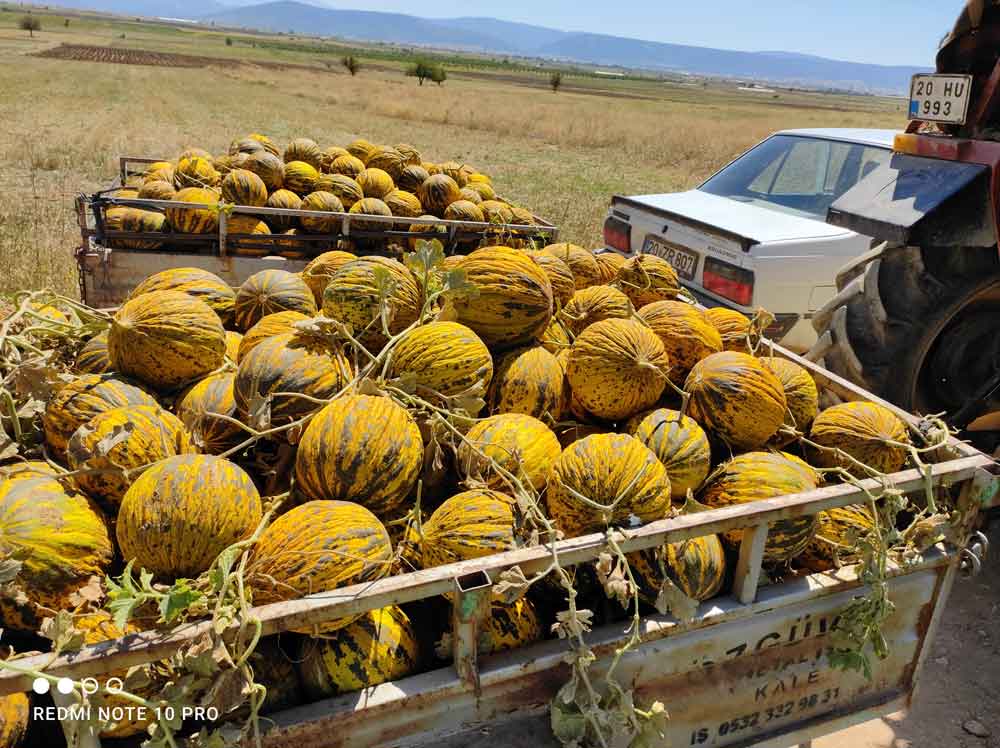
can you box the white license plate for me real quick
[642,236,698,281]
[908,74,972,125]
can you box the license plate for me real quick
[642,236,698,281]
[908,74,972,125]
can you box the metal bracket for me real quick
[960,531,990,578]
[451,570,492,696]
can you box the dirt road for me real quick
[440,525,999,748]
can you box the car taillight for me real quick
[703,257,754,306]
[603,216,631,253]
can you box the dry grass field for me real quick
[0,6,905,297]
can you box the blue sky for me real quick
[318,0,964,67]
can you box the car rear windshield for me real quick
[698,134,891,220]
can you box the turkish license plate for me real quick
[642,235,698,281]
[909,74,972,125]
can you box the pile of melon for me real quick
[106,133,543,254]
[0,243,917,744]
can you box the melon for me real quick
[408,215,449,251]
[144,160,175,184]
[179,147,212,162]
[220,168,268,207]
[799,504,876,572]
[414,489,518,568]
[300,191,345,234]
[284,138,323,169]
[348,197,393,231]
[616,254,680,308]
[43,374,158,459]
[594,252,626,284]
[0,692,28,747]
[394,143,422,165]
[137,179,176,201]
[630,500,725,603]
[365,147,408,181]
[67,404,195,506]
[165,187,220,234]
[322,256,421,351]
[346,139,377,162]
[248,133,281,157]
[229,137,263,156]
[537,317,571,354]
[566,318,668,421]
[117,454,262,578]
[301,250,357,305]
[630,408,711,501]
[543,243,601,289]
[316,173,364,210]
[103,206,168,250]
[447,246,553,348]
[174,156,219,189]
[176,371,243,454]
[398,164,431,193]
[458,187,483,205]
[704,307,752,353]
[443,199,484,223]
[526,251,575,309]
[127,266,236,325]
[320,146,351,172]
[283,161,320,195]
[0,471,113,632]
[418,174,462,217]
[228,216,271,249]
[685,351,786,450]
[559,285,633,337]
[637,300,723,384]
[234,269,316,331]
[389,321,493,399]
[547,433,672,537]
[246,500,393,631]
[265,189,302,232]
[74,332,112,375]
[440,161,472,187]
[489,345,564,420]
[234,331,353,432]
[465,180,496,201]
[457,413,560,491]
[243,151,285,192]
[385,189,424,219]
[463,598,542,656]
[294,395,422,518]
[330,154,366,179]
[761,357,819,447]
[298,606,420,699]
[479,200,514,225]
[807,402,910,476]
[109,290,226,390]
[701,451,819,562]
[357,168,395,200]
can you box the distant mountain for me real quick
[35,0,927,92]
[41,0,227,18]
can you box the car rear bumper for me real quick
[683,284,801,346]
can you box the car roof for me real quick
[773,128,898,148]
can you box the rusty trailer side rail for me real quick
[0,344,994,747]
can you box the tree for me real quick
[430,64,446,86]
[225,37,233,46]
[18,15,40,37]
[549,71,562,93]
[341,55,359,76]
[407,60,434,86]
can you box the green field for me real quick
[0,4,906,296]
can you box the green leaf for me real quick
[159,580,204,623]
[108,595,140,633]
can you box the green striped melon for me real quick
[761,357,819,447]
[398,164,430,193]
[594,252,626,284]
[559,285,633,337]
[315,173,364,209]
[283,161,320,195]
[237,310,309,361]
[66,404,196,506]
[127,267,236,325]
[806,402,910,476]
[137,179,176,201]
[389,321,493,399]
[547,433,672,537]
[543,243,601,289]
[330,154,366,179]
[221,168,268,207]
[320,146,351,172]
[704,308,752,353]
[294,395,422,518]
[526,251,575,310]
[117,454,262,578]
[798,504,876,572]
[234,331,353,432]
[74,332,112,375]
[165,187,220,234]
[265,189,302,232]
[394,143,422,165]
[243,151,285,193]
[234,269,316,331]
[298,606,420,699]
[365,147,408,181]
[247,500,393,632]
[176,371,243,454]
[414,489,518,568]
[385,189,424,220]
[174,156,219,189]
[348,197,393,231]
[418,174,461,217]
[637,301,723,385]
[457,413,560,491]
[104,207,167,249]
[488,345,564,420]
[357,168,395,200]
[347,139,377,162]
[301,250,357,305]
[283,138,323,169]
[109,290,226,390]
[630,408,711,501]
[443,200,484,223]
[43,374,158,459]
[300,191,345,234]
[701,451,819,562]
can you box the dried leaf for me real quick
[492,566,530,604]
[40,610,85,652]
[200,667,251,715]
[654,577,698,620]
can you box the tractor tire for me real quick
[809,244,1000,432]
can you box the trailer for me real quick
[74,156,560,308]
[0,339,994,748]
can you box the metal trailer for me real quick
[0,342,995,748]
[74,157,560,308]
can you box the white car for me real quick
[601,128,898,351]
